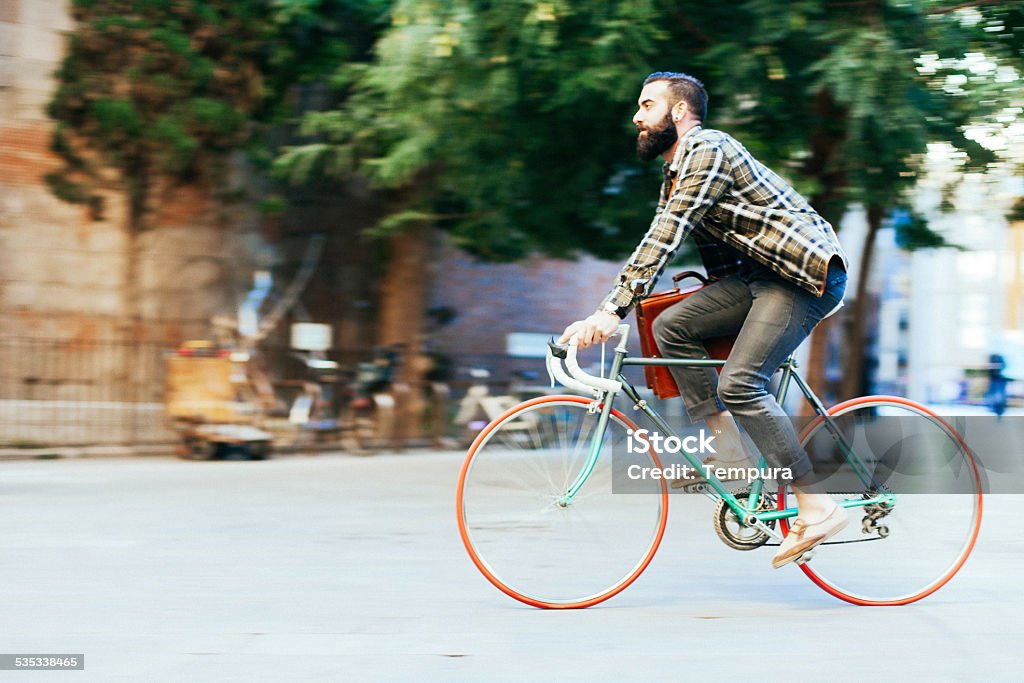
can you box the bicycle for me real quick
[456,325,983,608]
[452,368,555,446]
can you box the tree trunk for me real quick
[378,223,430,360]
[800,314,839,411]
[121,174,148,445]
[842,204,884,400]
[122,172,147,339]
[377,223,432,442]
[798,88,848,414]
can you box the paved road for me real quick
[1,452,1021,681]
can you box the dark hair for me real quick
[643,71,707,122]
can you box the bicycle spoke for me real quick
[780,397,982,605]
[458,397,667,608]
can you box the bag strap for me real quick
[671,270,711,285]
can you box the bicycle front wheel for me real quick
[779,396,983,605]
[456,395,668,608]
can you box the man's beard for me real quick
[636,116,677,161]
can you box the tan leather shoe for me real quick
[771,504,849,568]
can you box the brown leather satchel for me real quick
[633,271,736,400]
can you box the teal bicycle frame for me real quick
[555,336,897,539]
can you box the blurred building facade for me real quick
[852,167,1024,405]
[425,238,636,386]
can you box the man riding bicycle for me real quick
[559,72,849,568]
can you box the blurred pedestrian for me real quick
[986,353,1009,418]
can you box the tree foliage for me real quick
[271,0,1024,399]
[277,0,673,260]
[279,0,1024,260]
[47,0,384,224]
[668,1,1019,226]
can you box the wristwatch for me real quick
[601,301,628,320]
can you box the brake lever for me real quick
[547,339,568,359]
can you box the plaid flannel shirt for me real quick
[599,126,848,317]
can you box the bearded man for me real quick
[559,72,850,567]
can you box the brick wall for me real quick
[0,0,267,344]
[427,236,696,390]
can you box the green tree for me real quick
[276,0,673,378]
[47,0,382,320]
[279,0,1023,398]
[278,0,674,257]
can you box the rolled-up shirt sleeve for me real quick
[598,141,733,316]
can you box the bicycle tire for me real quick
[456,395,669,608]
[778,396,983,605]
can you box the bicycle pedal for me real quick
[795,549,816,564]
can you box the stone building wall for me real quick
[0,1,267,445]
[0,0,253,344]
[0,0,127,338]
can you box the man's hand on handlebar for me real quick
[558,311,621,349]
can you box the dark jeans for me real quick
[651,258,847,479]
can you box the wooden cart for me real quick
[164,341,274,460]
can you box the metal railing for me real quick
[0,337,451,450]
[0,337,171,447]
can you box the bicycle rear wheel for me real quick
[779,396,983,605]
[457,395,668,608]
